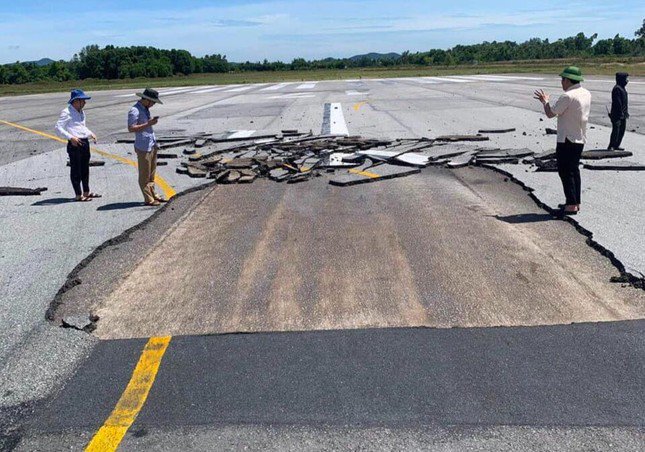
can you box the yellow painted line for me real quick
[0,119,176,199]
[349,168,380,179]
[85,337,171,452]
[353,102,367,111]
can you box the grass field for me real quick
[1,58,644,96]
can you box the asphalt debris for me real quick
[0,186,48,196]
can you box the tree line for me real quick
[1,21,644,85]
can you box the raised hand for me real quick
[533,89,549,105]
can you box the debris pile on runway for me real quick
[146,130,537,186]
[116,129,644,187]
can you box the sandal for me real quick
[75,196,92,202]
[84,192,102,198]
[144,200,161,206]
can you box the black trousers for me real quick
[67,139,90,196]
[556,140,584,205]
[609,118,626,149]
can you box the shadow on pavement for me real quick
[97,202,144,211]
[493,213,554,224]
[31,198,75,206]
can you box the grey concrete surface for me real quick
[1,74,644,450]
[14,425,645,452]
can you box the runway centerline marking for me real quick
[321,103,349,136]
[85,337,171,452]
[0,119,176,199]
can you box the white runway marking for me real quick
[268,93,316,99]
[158,87,198,96]
[328,103,349,136]
[451,75,518,82]
[113,86,196,98]
[296,82,317,90]
[346,90,368,96]
[227,130,256,139]
[224,85,254,93]
[190,86,228,94]
[412,78,440,84]
[424,77,473,83]
[451,75,546,82]
[260,83,291,91]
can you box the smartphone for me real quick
[153,116,160,120]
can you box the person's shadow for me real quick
[31,198,76,206]
[97,202,145,211]
[493,213,555,224]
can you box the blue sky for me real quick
[1,0,644,64]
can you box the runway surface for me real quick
[1,73,644,450]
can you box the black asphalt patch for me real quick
[27,339,146,432]
[26,320,645,437]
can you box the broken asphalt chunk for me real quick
[434,135,489,142]
[581,150,632,160]
[156,153,178,159]
[61,315,97,333]
[583,161,645,171]
[67,160,105,167]
[477,128,516,134]
[186,165,208,178]
[534,159,559,172]
[0,186,48,196]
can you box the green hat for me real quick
[559,66,584,82]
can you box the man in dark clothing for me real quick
[608,72,629,151]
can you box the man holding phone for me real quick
[128,88,165,206]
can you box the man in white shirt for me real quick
[534,66,591,216]
[55,89,99,202]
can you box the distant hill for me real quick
[348,52,401,62]
[29,58,55,66]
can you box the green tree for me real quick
[636,19,645,38]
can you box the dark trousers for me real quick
[556,140,584,205]
[67,139,91,196]
[609,118,626,149]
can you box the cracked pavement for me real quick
[1,74,644,450]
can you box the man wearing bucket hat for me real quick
[534,66,591,216]
[608,72,629,151]
[127,88,165,206]
[55,89,99,202]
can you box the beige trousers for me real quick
[135,148,158,203]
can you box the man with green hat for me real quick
[534,66,591,216]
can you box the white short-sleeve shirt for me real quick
[550,84,591,144]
